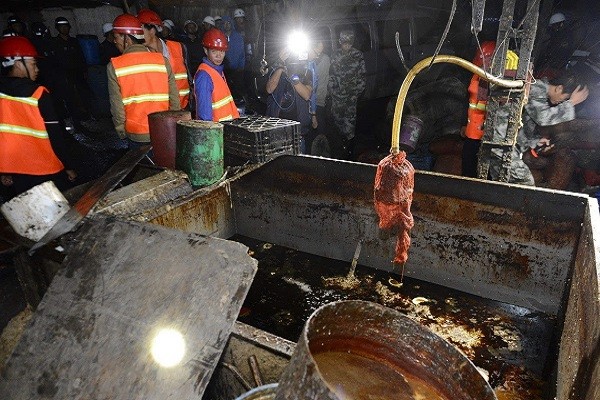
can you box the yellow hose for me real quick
[391,55,525,154]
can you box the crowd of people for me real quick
[459,12,600,192]
[0,9,369,203]
[5,7,595,205]
[264,28,366,156]
[0,9,252,202]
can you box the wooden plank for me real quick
[0,216,257,399]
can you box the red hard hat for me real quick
[202,28,228,51]
[137,9,162,26]
[0,36,39,58]
[472,41,496,67]
[112,14,144,39]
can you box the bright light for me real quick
[287,30,309,57]
[150,328,186,368]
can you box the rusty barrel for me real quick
[176,120,224,188]
[274,300,497,400]
[148,110,192,168]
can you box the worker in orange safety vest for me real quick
[0,36,77,200]
[137,9,191,109]
[107,13,179,148]
[194,28,239,122]
[462,41,519,177]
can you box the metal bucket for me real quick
[399,115,424,153]
[175,120,224,187]
[235,383,278,400]
[0,181,70,241]
[148,110,192,169]
[274,300,497,400]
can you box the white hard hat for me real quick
[163,19,175,30]
[203,16,215,26]
[184,20,197,28]
[549,13,566,25]
[233,9,245,18]
[214,15,222,21]
[102,22,113,34]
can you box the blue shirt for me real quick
[223,16,245,70]
[194,57,225,121]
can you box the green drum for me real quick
[176,120,224,187]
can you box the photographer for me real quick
[265,46,313,153]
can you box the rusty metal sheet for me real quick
[0,216,257,399]
[93,169,192,219]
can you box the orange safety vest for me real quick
[111,51,171,135]
[165,40,190,109]
[0,86,64,175]
[465,75,488,140]
[465,50,520,141]
[197,63,240,122]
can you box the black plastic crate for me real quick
[222,116,301,164]
[223,116,301,142]
[225,140,300,164]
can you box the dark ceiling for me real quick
[2,0,122,13]
[1,0,247,13]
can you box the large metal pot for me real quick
[275,300,497,400]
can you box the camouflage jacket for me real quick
[521,79,576,148]
[328,47,366,98]
[488,79,576,186]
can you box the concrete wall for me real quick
[0,6,122,38]
[42,6,122,38]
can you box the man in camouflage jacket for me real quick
[328,30,366,158]
[490,72,590,187]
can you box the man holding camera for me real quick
[265,46,313,153]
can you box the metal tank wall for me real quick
[229,156,583,315]
[556,201,600,400]
[142,155,600,399]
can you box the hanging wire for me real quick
[428,0,457,69]
[395,31,410,73]
[259,0,269,76]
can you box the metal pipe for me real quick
[390,55,525,154]
[221,362,253,391]
[248,355,264,387]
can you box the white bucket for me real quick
[1,181,70,241]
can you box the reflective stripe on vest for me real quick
[505,50,519,71]
[112,52,171,135]
[465,75,487,140]
[197,63,240,122]
[469,102,487,111]
[166,40,190,109]
[0,86,64,175]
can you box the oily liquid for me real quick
[312,351,447,400]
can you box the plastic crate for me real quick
[222,116,301,164]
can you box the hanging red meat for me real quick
[374,152,415,264]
